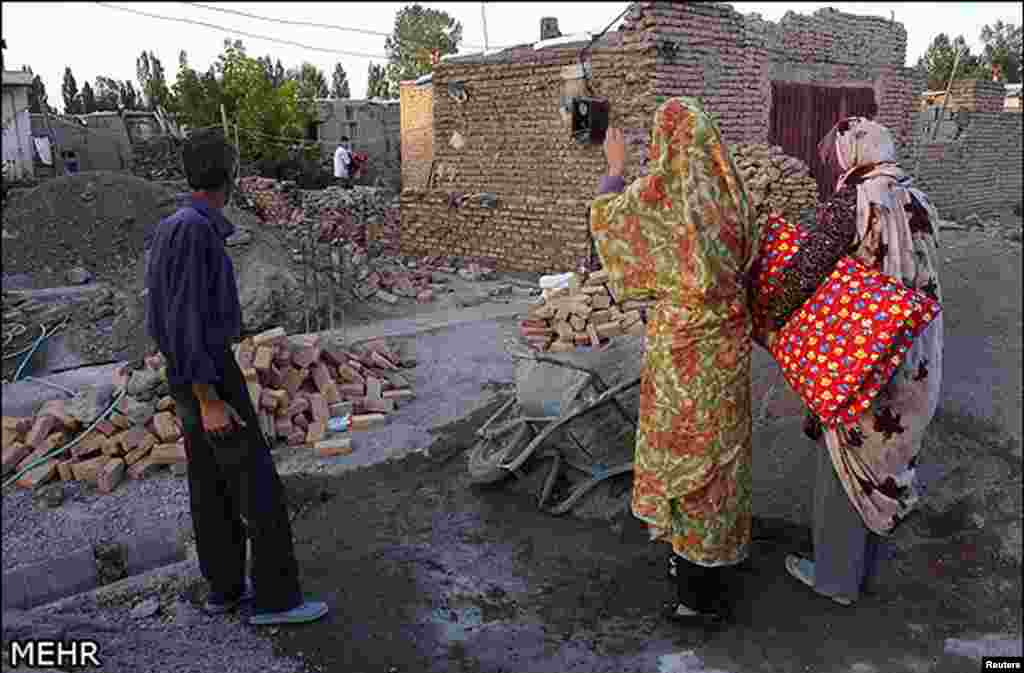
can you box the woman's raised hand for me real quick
[604,127,626,178]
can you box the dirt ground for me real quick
[2,210,1021,672]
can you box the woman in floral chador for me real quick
[763,117,945,606]
[590,98,759,621]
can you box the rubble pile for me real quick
[1,327,416,494]
[131,136,186,182]
[236,177,476,306]
[520,270,652,352]
[731,143,819,227]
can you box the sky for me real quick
[2,2,1022,113]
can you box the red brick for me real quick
[308,394,329,422]
[24,415,59,448]
[292,347,320,369]
[151,443,187,465]
[152,412,181,442]
[97,458,126,493]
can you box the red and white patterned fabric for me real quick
[769,257,941,427]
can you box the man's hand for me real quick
[199,399,247,440]
[604,127,626,177]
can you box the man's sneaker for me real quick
[202,581,256,615]
[248,600,329,626]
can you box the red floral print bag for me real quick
[749,214,806,345]
[768,257,941,427]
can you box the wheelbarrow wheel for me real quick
[468,423,532,484]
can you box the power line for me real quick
[94,2,390,60]
[182,2,512,53]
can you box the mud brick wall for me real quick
[911,112,1024,219]
[400,41,657,272]
[622,2,769,144]
[400,81,434,190]
[940,79,1007,114]
[751,5,917,150]
[399,1,921,272]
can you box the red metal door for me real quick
[770,82,876,200]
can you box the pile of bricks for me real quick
[131,136,186,182]
[233,327,414,453]
[2,398,186,494]
[519,270,651,352]
[1,328,415,494]
[731,143,819,227]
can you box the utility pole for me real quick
[932,46,963,142]
[481,2,490,54]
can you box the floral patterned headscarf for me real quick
[816,117,941,290]
[592,97,757,307]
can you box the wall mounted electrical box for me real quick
[570,97,609,145]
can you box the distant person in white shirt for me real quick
[333,137,352,189]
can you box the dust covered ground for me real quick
[3,221,1021,673]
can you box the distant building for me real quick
[1006,83,1022,112]
[2,69,34,181]
[312,98,401,191]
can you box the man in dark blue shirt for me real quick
[146,129,327,626]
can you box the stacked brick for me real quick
[399,39,657,273]
[399,80,435,191]
[3,397,186,494]
[913,112,1024,220]
[731,143,819,226]
[1,328,415,494]
[519,271,651,352]
[131,136,186,182]
[233,328,413,453]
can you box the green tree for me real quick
[330,62,350,98]
[917,33,988,90]
[62,67,80,114]
[384,4,462,91]
[979,21,1022,83]
[137,50,173,110]
[119,80,140,110]
[172,50,223,130]
[288,62,329,100]
[80,81,97,113]
[366,61,392,99]
[219,41,309,161]
[93,76,122,111]
[27,71,52,114]
[257,55,287,88]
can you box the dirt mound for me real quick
[2,172,180,288]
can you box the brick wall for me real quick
[400,39,657,272]
[938,79,1007,114]
[317,99,401,191]
[910,111,1023,219]
[398,1,922,272]
[399,80,434,190]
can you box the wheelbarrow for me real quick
[468,334,644,516]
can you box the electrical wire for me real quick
[182,2,513,53]
[578,2,634,95]
[95,2,390,60]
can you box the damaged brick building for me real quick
[399,1,922,273]
[913,78,1023,219]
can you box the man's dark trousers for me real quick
[168,349,302,614]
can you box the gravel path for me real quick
[2,473,191,572]
[51,601,307,673]
[5,589,308,673]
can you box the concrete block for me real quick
[120,526,186,576]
